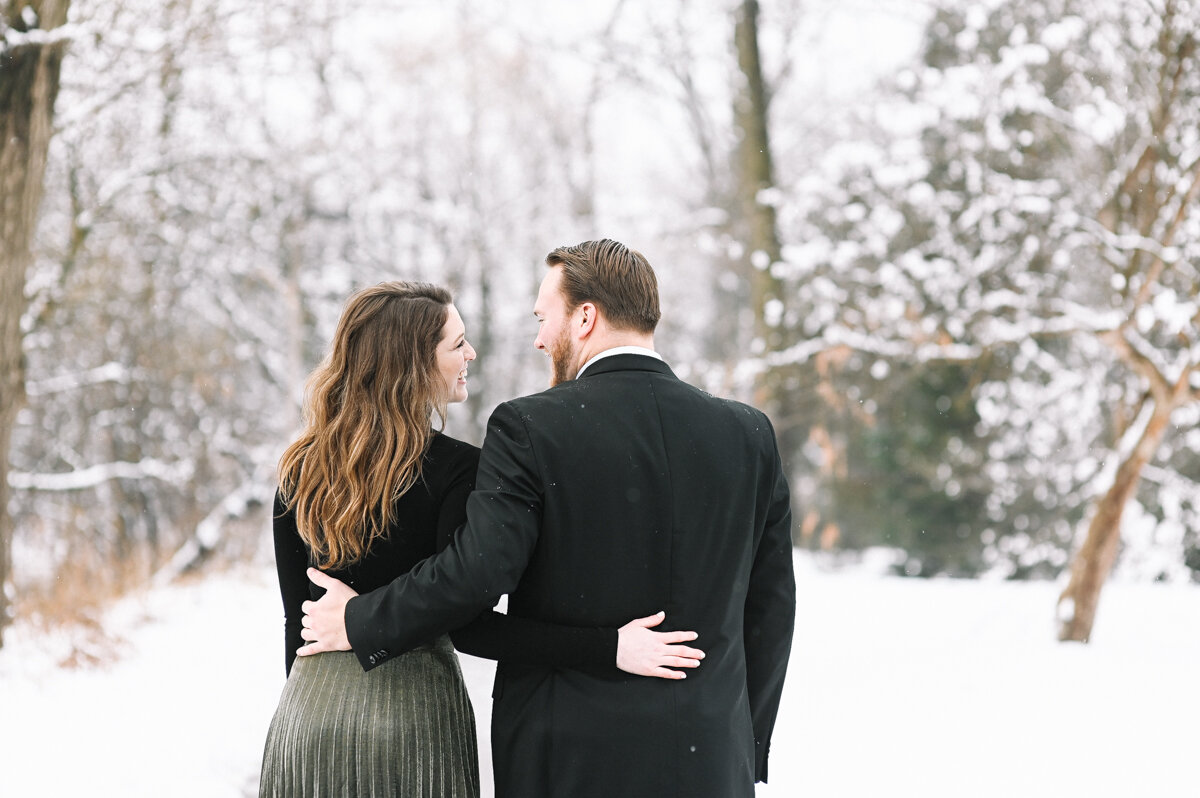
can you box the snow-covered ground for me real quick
[2,552,1196,797]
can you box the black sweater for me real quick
[272,432,617,675]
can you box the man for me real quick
[301,239,795,798]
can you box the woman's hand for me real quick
[616,611,705,679]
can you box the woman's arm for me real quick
[435,450,703,676]
[271,490,311,676]
[452,607,704,678]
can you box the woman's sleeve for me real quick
[450,607,617,667]
[272,490,311,676]
[435,447,617,669]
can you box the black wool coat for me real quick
[345,354,796,798]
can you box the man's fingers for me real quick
[306,567,336,589]
[649,667,686,680]
[660,631,699,644]
[296,641,329,657]
[668,656,702,668]
[300,627,317,642]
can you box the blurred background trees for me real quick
[756,0,1199,641]
[2,0,1197,648]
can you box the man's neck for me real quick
[575,333,655,373]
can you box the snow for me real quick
[0,23,79,48]
[2,553,1197,797]
[23,362,134,398]
[6,458,193,492]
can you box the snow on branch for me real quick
[24,362,138,397]
[1042,298,1125,332]
[1099,329,1172,397]
[0,23,79,51]
[818,326,982,362]
[1081,399,1157,499]
[733,325,984,384]
[8,458,193,491]
[974,295,1117,338]
[1078,217,1183,265]
[152,476,272,586]
[1140,464,1200,502]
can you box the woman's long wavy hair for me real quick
[278,281,453,569]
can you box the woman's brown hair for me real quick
[277,281,452,569]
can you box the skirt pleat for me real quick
[258,636,479,798]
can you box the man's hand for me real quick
[616,611,705,679]
[296,568,359,657]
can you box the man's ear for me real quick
[577,302,598,337]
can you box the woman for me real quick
[259,281,700,798]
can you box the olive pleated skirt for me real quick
[258,636,480,798]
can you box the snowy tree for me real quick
[0,0,71,647]
[763,0,1198,634]
[1048,0,1200,641]
[13,0,307,599]
[7,0,600,620]
[732,0,788,415]
[15,0,1194,649]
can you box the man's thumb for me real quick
[307,567,334,588]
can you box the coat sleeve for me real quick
[344,401,546,671]
[429,433,617,668]
[432,446,617,668]
[449,609,617,669]
[743,420,796,783]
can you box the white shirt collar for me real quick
[575,346,662,378]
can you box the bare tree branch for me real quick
[1099,328,1171,398]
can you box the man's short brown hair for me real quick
[545,239,661,334]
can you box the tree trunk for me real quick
[1056,7,1200,642]
[1056,402,1175,642]
[732,0,787,414]
[0,0,72,647]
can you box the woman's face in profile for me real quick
[436,304,476,404]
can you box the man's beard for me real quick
[548,329,576,387]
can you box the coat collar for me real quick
[577,353,676,380]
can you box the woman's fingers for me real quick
[662,643,704,660]
[630,615,701,644]
[616,613,706,678]
[666,655,702,668]
[631,611,667,629]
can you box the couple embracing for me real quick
[258,239,796,798]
